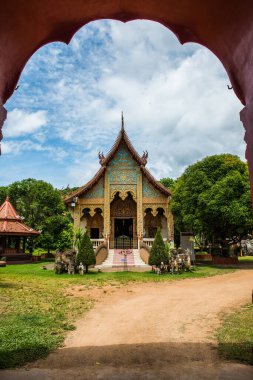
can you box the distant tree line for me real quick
[1,154,252,254]
[160,154,253,248]
[0,179,73,253]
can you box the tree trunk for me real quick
[86,265,88,273]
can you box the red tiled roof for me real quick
[0,197,40,236]
[65,120,171,203]
[0,196,20,220]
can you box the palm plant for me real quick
[73,227,84,252]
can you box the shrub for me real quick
[148,228,168,266]
[73,227,84,252]
[76,232,96,273]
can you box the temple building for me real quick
[0,196,40,262]
[65,116,174,258]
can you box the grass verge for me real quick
[0,262,237,369]
[239,256,253,263]
[0,261,236,284]
[217,304,253,365]
[0,274,93,369]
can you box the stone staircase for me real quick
[97,249,148,269]
[133,249,148,267]
[99,249,114,268]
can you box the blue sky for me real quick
[1,20,244,189]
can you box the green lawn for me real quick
[0,262,236,369]
[217,304,253,365]
[239,255,253,263]
[0,261,236,284]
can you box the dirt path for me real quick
[2,270,253,379]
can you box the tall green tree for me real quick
[8,179,65,228]
[171,154,253,246]
[76,232,96,273]
[0,186,8,205]
[56,224,73,252]
[37,215,72,253]
[60,186,79,197]
[4,178,71,252]
[160,177,175,189]
[148,228,168,266]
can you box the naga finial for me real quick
[98,151,105,165]
[142,150,148,166]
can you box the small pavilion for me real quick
[0,196,40,261]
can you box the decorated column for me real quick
[103,169,110,240]
[73,203,81,230]
[167,207,174,243]
[137,169,143,248]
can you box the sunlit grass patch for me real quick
[239,256,253,263]
[217,304,253,365]
[0,275,92,369]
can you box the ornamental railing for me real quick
[143,238,167,248]
[110,236,138,249]
[90,239,104,250]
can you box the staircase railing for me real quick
[143,238,167,248]
[110,236,138,249]
[90,238,104,250]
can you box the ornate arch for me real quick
[143,205,165,217]
[82,206,104,218]
[110,185,137,202]
[1,1,253,199]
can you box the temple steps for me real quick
[97,249,148,268]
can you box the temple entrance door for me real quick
[114,218,133,249]
[110,193,137,249]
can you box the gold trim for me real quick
[104,170,110,236]
[137,169,143,236]
[79,198,104,205]
[143,197,168,204]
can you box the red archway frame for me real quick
[1,1,253,198]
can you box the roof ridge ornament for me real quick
[121,111,124,131]
[141,150,148,166]
[98,151,106,166]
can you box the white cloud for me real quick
[3,20,246,187]
[1,139,68,163]
[4,109,47,138]
[62,21,244,182]
[2,140,45,155]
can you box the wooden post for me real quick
[23,237,26,253]
[16,236,20,253]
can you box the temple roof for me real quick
[0,197,40,236]
[65,117,171,203]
